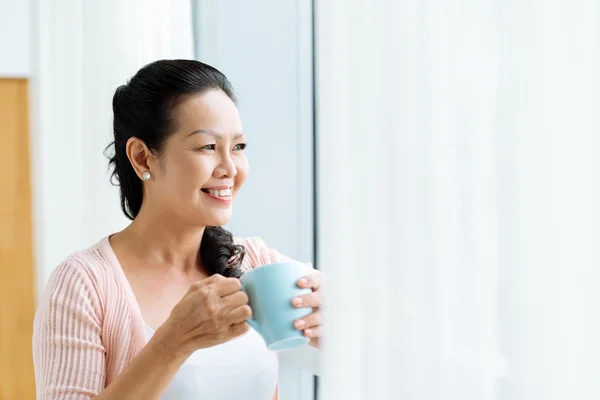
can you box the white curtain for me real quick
[316,1,600,399]
[32,0,193,294]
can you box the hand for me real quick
[292,267,325,348]
[157,274,251,355]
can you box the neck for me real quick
[115,204,205,273]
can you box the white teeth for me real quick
[208,188,232,197]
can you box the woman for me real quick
[33,59,323,400]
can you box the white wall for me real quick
[0,0,32,77]
[194,1,317,399]
[31,0,194,296]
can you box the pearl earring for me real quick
[142,171,151,181]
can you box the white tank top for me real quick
[144,324,278,400]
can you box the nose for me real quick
[213,154,238,179]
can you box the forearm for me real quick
[94,328,190,400]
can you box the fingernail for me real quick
[304,329,312,336]
[298,278,308,287]
[295,320,306,328]
[292,297,303,307]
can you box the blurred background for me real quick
[1,0,600,399]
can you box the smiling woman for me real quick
[106,61,248,278]
[32,60,324,400]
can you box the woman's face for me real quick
[147,89,249,227]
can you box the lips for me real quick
[200,185,234,203]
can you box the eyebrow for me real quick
[187,129,245,139]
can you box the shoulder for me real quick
[34,247,109,340]
[234,236,293,271]
[53,240,112,282]
[234,236,271,271]
[39,239,115,311]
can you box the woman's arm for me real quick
[34,262,106,399]
[93,327,191,400]
[33,261,192,400]
[97,274,253,400]
[34,262,249,400]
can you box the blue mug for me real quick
[240,261,313,352]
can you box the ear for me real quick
[126,137,155,179]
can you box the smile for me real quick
[201,187,233,203]
[201,188,232,197]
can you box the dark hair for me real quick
[106,59,245,278]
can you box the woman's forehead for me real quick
[175,90,242,133]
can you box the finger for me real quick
[187,274,226,294]
[294,310,321,330]
[225,304,253,325]
[221,290,249,310]
[202,273,226,285]
[229,321,250,338]
[296,272,323,290]
[291,291,322,308]
[213,277,243,297]
[303,326,322,339]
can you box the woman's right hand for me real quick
[156,274,252,354]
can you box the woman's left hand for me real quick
[292,267,324,348]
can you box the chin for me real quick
[203,212,233,227]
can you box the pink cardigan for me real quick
[33,236,291,399]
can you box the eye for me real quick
[233,143,247,151]
[199,144,216,151]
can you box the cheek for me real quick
[165,154,212,192]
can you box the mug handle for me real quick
[246,317,263,338]
[241,283,263,338]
